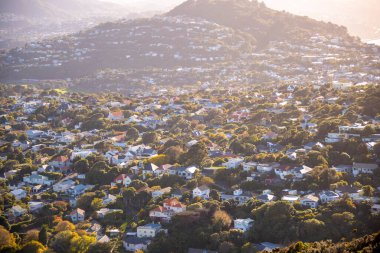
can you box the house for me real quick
[294,165,314,179]
[102,194,117,206]
[108,110,124,121]
[123,234,152,252]
[304,142,324,151]
[67,184,94,196]
[97,235,110,243]
[193,185,210,199]
[234,218,254,232]
[242,162,257,172]
[28,201,44,212]
[152,187,172,198]
[331,165,352,173]
[300,194,319,208]
[150,198,186,221]
[256,163,279,173]
[49,156,70,169]
[220,189,253,204]
[177,166,199,179]
[335,185,361,200]
[10,189,27,200]
[96,208,123,219]
[257,193,276,203]
[108,229,121,237]
[137,223,162,238]
[112,174,134,187]
[70,149,96,160]
[70,208,85,223]
[281,195,300,204]
[223,158,244,169]
[371,204,380,214]
[23,172,54,186]
[53,179,76,192]
[319,191,340,203]
[149,206,171,221]
[7,205,27,220]
[352,163,378,177]
[142,163,160,178]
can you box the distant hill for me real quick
[0,0,129,19]
[168,0,349,47]
[0,0,377,91]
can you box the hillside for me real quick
[0,0,379,92]
[0,16,256,81]
[167,0,350,47]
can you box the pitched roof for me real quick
[111,111,123,117]
[71,208,85,216]
[55,156,68,162]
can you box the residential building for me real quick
[70,208,85,223]
[234,218,254,232]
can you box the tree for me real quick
[127,127,139,141]
[0,226,17,251]
[74,159,90,174]
[55,221,75,232]
[90,198,103,211]
[49,231,76,253]
[77,192,96,211]
[19,241,46,253]
[182,142,208,167]
[142,132,158,145]
[38,225,48,246]
[362,185,375,197]
[213,210,232,231]
[164,146,183,164]
[0,216,10,231]
[87,242,112,253]
[69,234,96,253]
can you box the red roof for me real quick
[111,111,123,117]
[56,156,68,162]
[163,198,186,208]
[114,174,127,182]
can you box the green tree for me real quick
[38,225,48,246]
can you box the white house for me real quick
[256,163,279,173]
[281,195,300,204]
[137,223,162,238]
[10,189,27,200]
[112,174,134,187]
[28,201,45,212]
[177,166,199,179]
[23,172,54,186]
[102,194,117,206]
[123,234,151,252]
[234,218,254,232]
[8,205,27,219]
[223,158,244,169]
[53,180,76,192]
[242,162,257,172]
[96,208,123,219]
[70,208,85,223]
[300,194,319,209]
[352,163,378,177]
[152,187,172,198]
[193,185,210,199]
[319,191,340,203]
